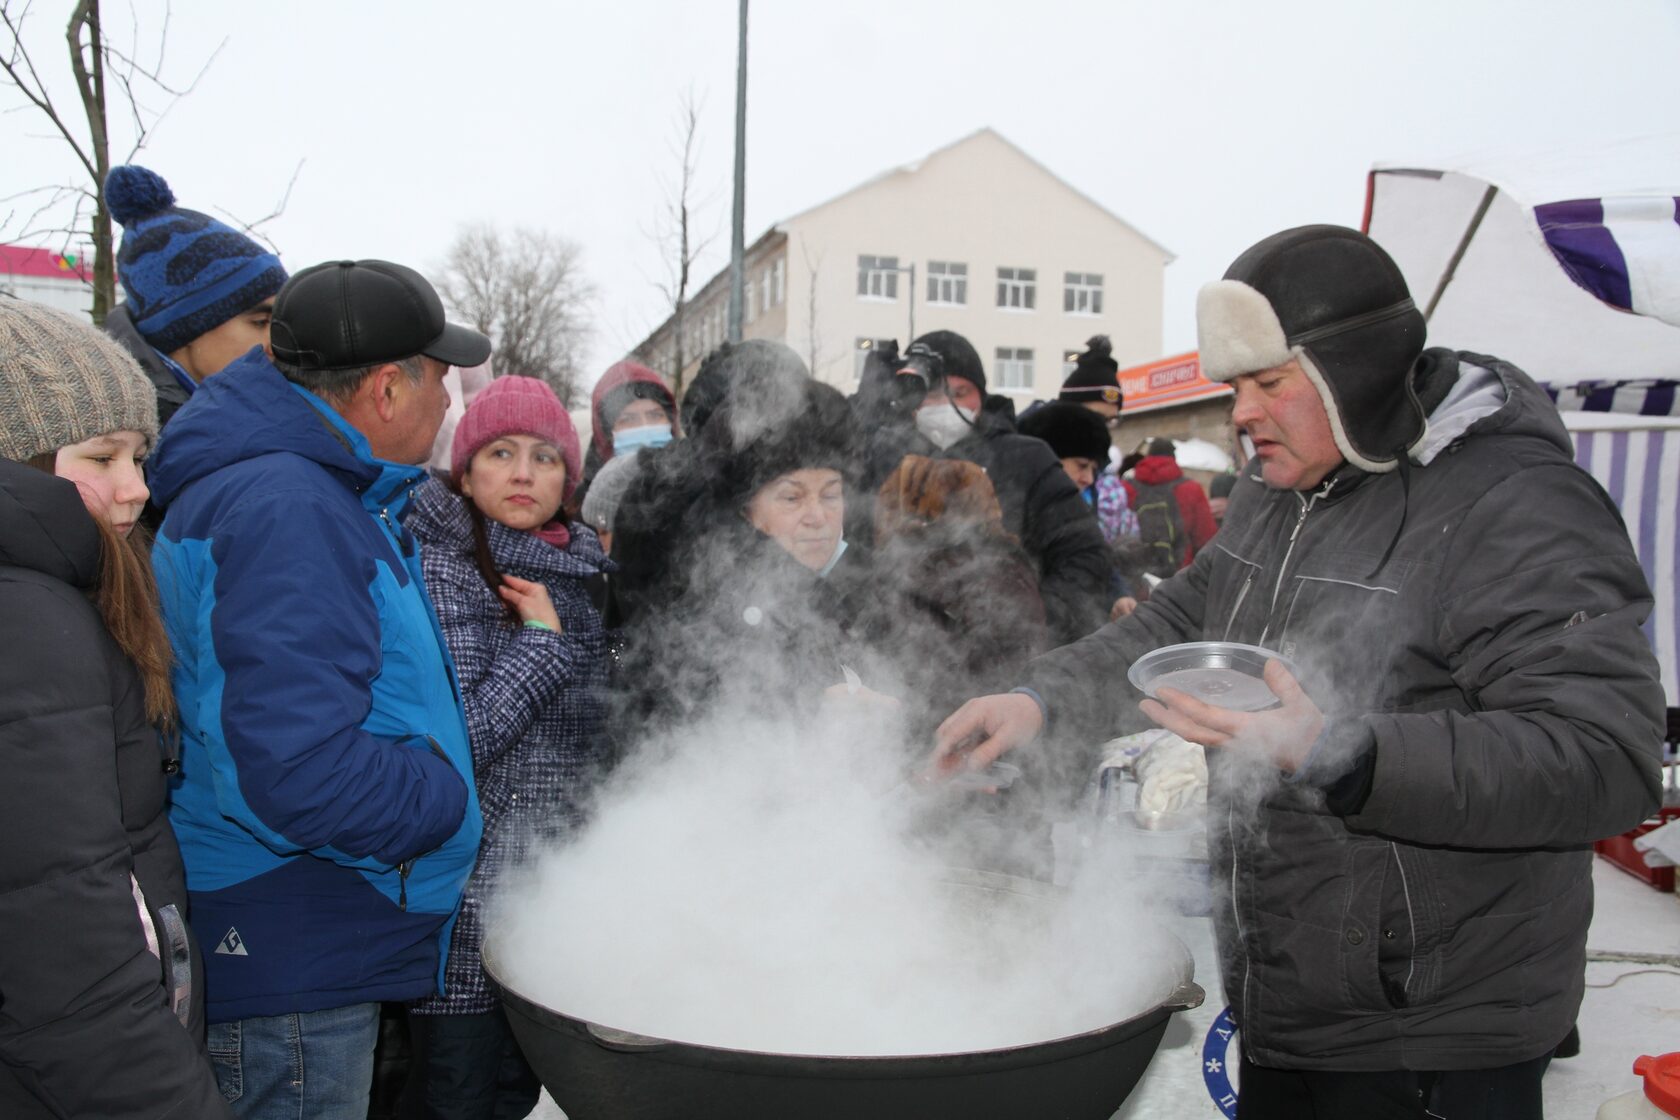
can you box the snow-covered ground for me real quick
[1118,856,1680,1118]
[525,856,1680,1119]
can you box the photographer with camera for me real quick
[849,331,1108,645]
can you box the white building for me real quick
[0,244,94,318]
[633,128,1170,403]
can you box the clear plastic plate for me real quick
[1126,641,1299,712]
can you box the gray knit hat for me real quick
[581,446,645,534]
[0,297,159,462]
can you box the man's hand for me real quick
[1138,659,1323,773]
[1110,596,1139,621]
[932,692,1044,774]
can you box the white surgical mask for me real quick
[613,423,673,455]
[817,537,848,578]
[915,404,977,450]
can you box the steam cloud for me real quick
[488,350,1196,1059]
[489,700,1188,1057]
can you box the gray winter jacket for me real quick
[1022,351,1665,1071]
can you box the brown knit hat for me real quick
[0,297,159,462]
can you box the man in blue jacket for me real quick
[148,260,488,1119]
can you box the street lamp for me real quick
[889,261,916,342]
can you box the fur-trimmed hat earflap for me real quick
[1196,282,1291,381]
[1197,224,1429,474]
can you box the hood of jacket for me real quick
[104,301,190,420]
[0,458,99,588]
[1411,349,1572,466]
[407,475,611,579]
[1132,454,1185,486]
[590,360,676,463]
[147,350,425,516]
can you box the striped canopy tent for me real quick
[1365,135,1680,703]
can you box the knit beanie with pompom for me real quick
[106,164,287,354]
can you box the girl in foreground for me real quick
[0,298,227,1118]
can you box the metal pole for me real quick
[1423,184,1497,323]
[727,0,748,342]
[906,262,916,342]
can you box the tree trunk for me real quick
[67,0,115,324]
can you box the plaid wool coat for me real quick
[406,477,612,1015]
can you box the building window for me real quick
[926,260,968,305]
[761,269,772,312]
[772,258,785,305]
[996,267,1036,310]
[858,254,900,300]
[995,347,1034,390]
[744,278,756,323]
[1064,272,1104,315]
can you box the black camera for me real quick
[896,340,944,394]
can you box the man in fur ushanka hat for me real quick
[935,224,1665,1118]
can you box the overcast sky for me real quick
[4,0,1677,382]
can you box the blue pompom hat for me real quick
[105,164,288,354]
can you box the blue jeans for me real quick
[208,1002,381,1120]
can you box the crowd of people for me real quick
[0,165,1666,1120]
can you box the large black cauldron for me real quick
[485,870,1203,1120]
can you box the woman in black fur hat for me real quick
[612,376,873,743]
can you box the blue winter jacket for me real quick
[147,351,482,1023]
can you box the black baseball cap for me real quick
[270,259,491,371]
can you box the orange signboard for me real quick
[1118,351,1232,415]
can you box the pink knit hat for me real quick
[450,376,583,499]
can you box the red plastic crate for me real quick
[1595,806,1680,891]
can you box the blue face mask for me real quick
[613,423,673,455]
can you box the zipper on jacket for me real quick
[398,860,413,911]
[1258,477,1336,648]
[378,506,413,557]
[1230,805,1251,1027]
[1223,570,1256,641]
[1388,842,1418,1000]
[1230,479,1335,1029]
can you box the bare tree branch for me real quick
[643,86,722,398]
[111,31,224,159]
[6,182,86,239]
[802,243,823,377]
[438,223,595,408]
[0,2,97,179]
[1,0,239,323]
[209,158,303,253]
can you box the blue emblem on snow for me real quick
[1201,1005,1238,1117]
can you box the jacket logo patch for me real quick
[215,927,249,956]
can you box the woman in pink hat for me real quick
[399,376,611,1119]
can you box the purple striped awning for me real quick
[1572,428,1680,705]
[1535,196,1680,328]
[1545,379,1680,417]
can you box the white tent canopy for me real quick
[1366,136,1680,705]
[1366,133,1680,390]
